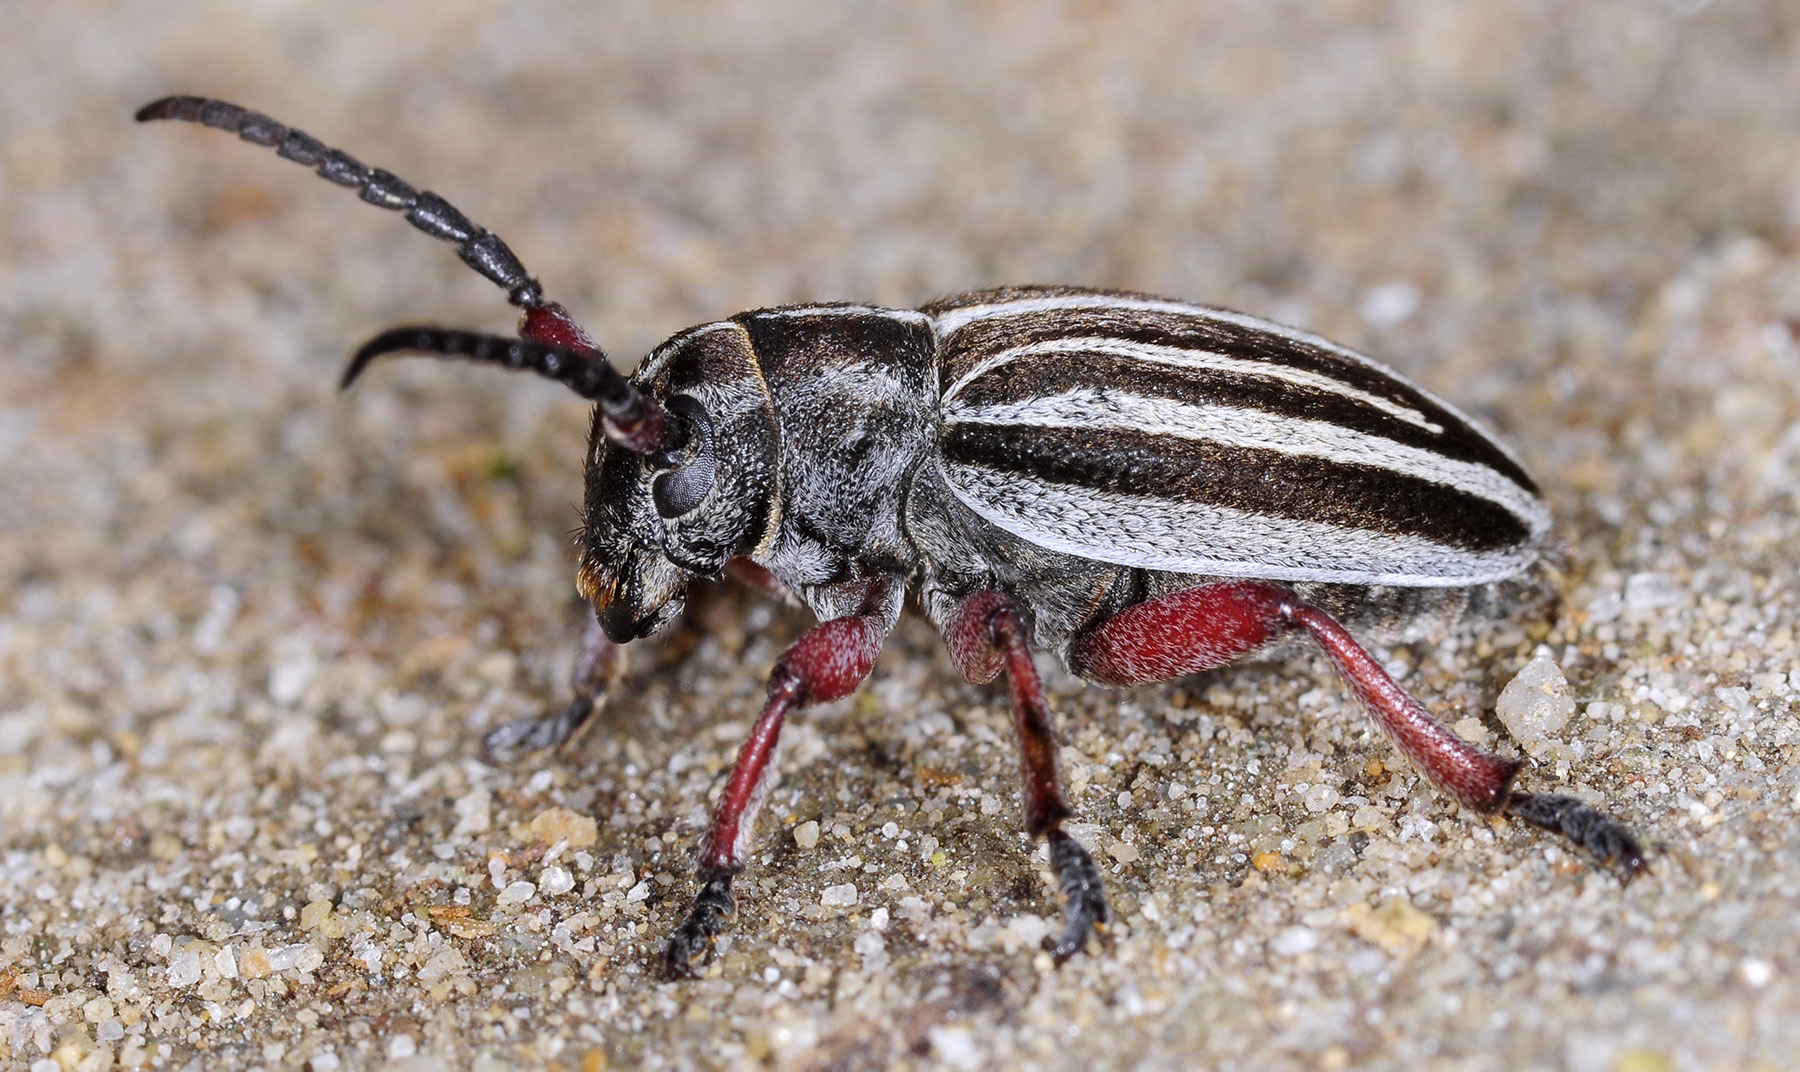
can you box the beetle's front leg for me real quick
[946,592,1111,961]
[1069,581,1645,878]
[664,613,887,978]
[482,613,621,762]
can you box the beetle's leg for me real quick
[946,592,1110,962]
[482,613,622,763]
[664,613,887,978]
[1069,581,1644,878]
[725,557,792,600]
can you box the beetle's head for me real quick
[576,322,779,642]
[343,307,778,645]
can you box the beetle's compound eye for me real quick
[651,395,717,518]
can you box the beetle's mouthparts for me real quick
[574,554,614,604]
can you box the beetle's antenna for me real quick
[139,96,683,455]
[136,95,547,310]
[345,328,685,454]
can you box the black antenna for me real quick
[139,95,686,455]
[136,95,546,310]
[344,328,685,455]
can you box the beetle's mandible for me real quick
[137,95,1646,977]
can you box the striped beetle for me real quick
[139,96,1645,977]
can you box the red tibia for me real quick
[1070,581,1520,813]
[994,609,1075,836]
[947,592,1071,836]
[519,301,600,355]
[1287,604,1520,811]
[697,614,884,874]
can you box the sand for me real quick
[3,2,1798,1069]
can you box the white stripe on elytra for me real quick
[930,293,1532,471]
[934,294,1371,365]
[945,390,1547,530]
[940,335,1442,433]
[753,305,931,322]
[942,463,1540,585]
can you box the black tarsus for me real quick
[483,615,619,763]
[664,870,737,978]
[1505,792,1648,882]
[135,95,545,310]
[1044,827,1111,961]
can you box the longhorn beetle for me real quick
[137,95,1645,977]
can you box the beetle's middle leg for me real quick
[663,612,887,978]
[1068,581,1644,877]
[946,592,1111,961]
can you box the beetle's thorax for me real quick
[734,306,939,617]
[579,305,940,638]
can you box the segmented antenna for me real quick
[140,95,686,455]
[135,95,546,310]
[345,328,685,454]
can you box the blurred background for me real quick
[2,2,1798,1070]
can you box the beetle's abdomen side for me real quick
[924,287,1550,587]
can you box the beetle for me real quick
[137,95,1645,977]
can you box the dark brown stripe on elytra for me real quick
[925,293,1531,484]
[947,349,1536,491]
[941,423,1532,553]
[937,307,1439,420]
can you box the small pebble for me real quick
[1496,653,1576,742]
[1624,571,1682,610]
[1271,925,1320,955]
[1740,958,1774,988]
[1343,900,1436,959]
[453,789,492,836]
[496,880,536,906]
[928,1026,982,1072]
[166,950,202,988]
[540,865,575,896]
[1360,280,1421,327]
[530,806,598,848]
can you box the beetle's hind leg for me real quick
[946,593,1111,961]
[1282,598,1646,879]
[1068,581,1645,880]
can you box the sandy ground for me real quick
[3,2,1799,1070]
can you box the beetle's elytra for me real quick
[138,95,1645,978]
